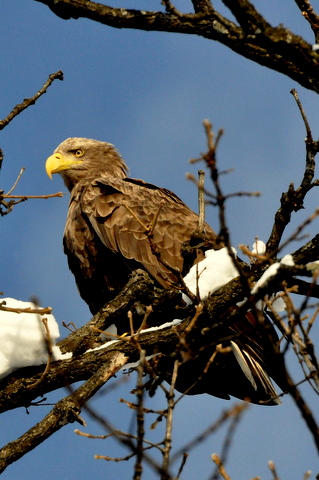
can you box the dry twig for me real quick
[266,90,319,256]
[0,70,63,131]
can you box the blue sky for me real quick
[1,1,319,479]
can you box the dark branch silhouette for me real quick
[33,0,319,92]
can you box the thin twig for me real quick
[294,0,319,42]
[267,90,319,255]
[2,192,65,199]
[76,427,162,450]
[0,70,63,131]
[6,168,25,195]
[268,460,280,480]
[176,453,188,479]
[133,350,146,480]
[0,302,52,315]
[211,453,231,480]
[95,452,136,462]
[190,120,250,295]
[197,169,205,233]
[136,306,153,334]
[285,365,319,453]
[278,208,319,253]
[210,401,247,480]
[291,88,313,140]
[27,317,53,390]
[171,404,248,462]
[161,360,178,479]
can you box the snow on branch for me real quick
[0,298,71,379]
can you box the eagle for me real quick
[45,137,286,405]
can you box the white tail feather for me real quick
[231,341,281,405]
[230,341,257,390]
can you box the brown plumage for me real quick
[46,138,219,314]
[46,137,286,405]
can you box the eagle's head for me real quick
[45,137,128,190]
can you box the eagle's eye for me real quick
[72,149,84,158]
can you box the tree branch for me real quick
[0,70,63,131]
[191,0,213,14]
[0,352,129,474]
[266,90,319,256]
[294,0,319,42]
[33,0,319,93]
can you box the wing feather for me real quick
[82,177,218,288]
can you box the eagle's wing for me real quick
[81,176,219,288]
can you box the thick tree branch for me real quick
[0,259,318,467]
[292,233,319,265]
[2,259,318,417]
[0,352,129,473]
[0,274,245,416]
[33,0,319,93]
[221,0,271,33]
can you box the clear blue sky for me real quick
[1,1,319,479]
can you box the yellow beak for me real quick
[45,153,82,179]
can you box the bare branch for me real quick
[134,350,146,480]
[210,402,247,480]
[266,91,319,255]
[0,352,129,473]
[197,169,205,233]
[2,193,65,200]
[33,1,319,93]
[268,460,280,480]
[0,302,52,315]
[290,88,313,141]
[211,453,231,480]
[6,168,25,195]
[171,403,248,462]
[189,120,250,296]
[0,70,63,131]
[161,360,178,479]
[294,0,319,42]
[191,0,213,14]
[283,363,319,453]
[0,191,65,216]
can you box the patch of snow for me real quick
[270,296,286,312]
[306,260,319,272]
[280,254,294,267]
[139,318,182,333]
[85,339,120,353]
[252,240,266,255]
[182,247,239,303]
[251,254,295,298]
[86,319,183,354]
[0,298,71,379]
